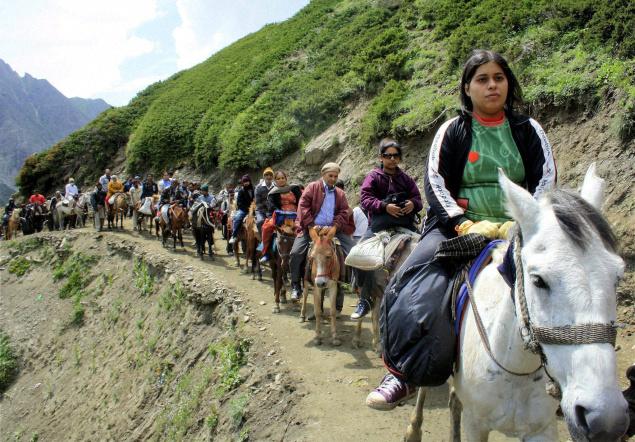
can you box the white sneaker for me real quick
[228,237,236,244]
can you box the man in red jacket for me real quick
[289,162,355,301]
[29,192,46,205]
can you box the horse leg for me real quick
[179,228,184,248]
[313,285,323,345]
[404,388,427,442]
[371,295,382,354]
[300,281,309,322]
[462,410,489,442]
[449,388,462,442]
[329,281,341,346]
[272,261,281,313]
[353,316,363,349]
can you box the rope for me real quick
[465,272,542,377]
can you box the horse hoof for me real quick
[332,338,342,347]
[299,317,306,323]
[314,337,322,346]
[280,296,288,304]
[352,340,361,349]
[272,305,280,314]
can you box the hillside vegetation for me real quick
[17,0,635,196]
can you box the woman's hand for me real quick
[386,203,402,217]
[401,200,414,215]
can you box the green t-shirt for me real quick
[457,118,525,222]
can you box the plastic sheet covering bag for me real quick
[139,197,154,215]
[108,195,116,205]
[345,231,390,270]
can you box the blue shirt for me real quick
[314,180,336,226]
[197,194,215,206]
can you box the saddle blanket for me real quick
[160,204,170,226]
[139,197,154,215]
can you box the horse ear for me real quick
[580,162,605,211]
[308,227,319,242]
[499,168,540,237]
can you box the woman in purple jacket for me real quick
[351,138,423,319]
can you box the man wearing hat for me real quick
[289,162,355,301]
[228,175,255,245]
[65,177,79,200]
[254,167,275,234]
[196,184,216,206]
[91,182,107,231]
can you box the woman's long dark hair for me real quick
[459,50,523,114]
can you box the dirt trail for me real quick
[104,222,570,442]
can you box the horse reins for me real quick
[467,228,619,399]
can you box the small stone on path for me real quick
[259,301,266,305]
[259,327,267,332]
[243,316,250,323]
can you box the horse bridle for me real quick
[466,228,619,398]
[312,238,338,280]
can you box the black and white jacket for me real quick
[423,111,557,234]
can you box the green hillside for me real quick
[17,0,635,196]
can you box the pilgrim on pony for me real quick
[292,162,355,344]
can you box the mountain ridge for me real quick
[0,59,110,203]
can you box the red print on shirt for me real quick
[468,151,479,163]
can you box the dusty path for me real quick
[96,219,602,442]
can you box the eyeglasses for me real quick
[381,153,401,160]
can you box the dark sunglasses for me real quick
[381,152,401,159]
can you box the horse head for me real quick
[309,227,339,288]
[275,221,296,269]
[500,164,628,441]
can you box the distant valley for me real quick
[0,59,110,203]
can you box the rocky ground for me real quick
[1,221,633,441]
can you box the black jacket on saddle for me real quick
[255,182,274,216]
[236,186,254,212]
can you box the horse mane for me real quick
[549,189,617,253]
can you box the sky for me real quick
[0,0,310,106]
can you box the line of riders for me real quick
[3,50,633,438]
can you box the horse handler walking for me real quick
[91,182,107,232]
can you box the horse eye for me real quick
[530,274,549,290]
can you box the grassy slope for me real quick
[17,0,635,196]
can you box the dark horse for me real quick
[21,204,45,235]
[271,220,295,313]
[190,202,215,259]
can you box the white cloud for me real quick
[172,0,310,70]
[0,0,160,103]
[173,0,232,69]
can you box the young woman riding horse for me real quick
[261,170,302,312]
[366,50,557,411]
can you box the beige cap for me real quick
[320,162,340,175]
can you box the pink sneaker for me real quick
[366,373,416,410]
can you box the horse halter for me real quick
[312,238,338,280]
[511,230,619,398]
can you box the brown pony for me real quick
[5,209,21,240]
[158,204,187,249]
[300,226,342,346]
[107,193,128,229]
[271,219,295,313]
[232,203,261,280]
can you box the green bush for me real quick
[8,257,30,277]
[0,330,19,394]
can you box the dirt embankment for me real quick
[0,233,300,441]
[1,225,634,442]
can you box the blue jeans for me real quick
[231,209,247,238]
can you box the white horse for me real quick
[74,193,90,228]
[406,164,628,442]
[56,198,78,230]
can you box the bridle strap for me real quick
[465,272,542,377]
